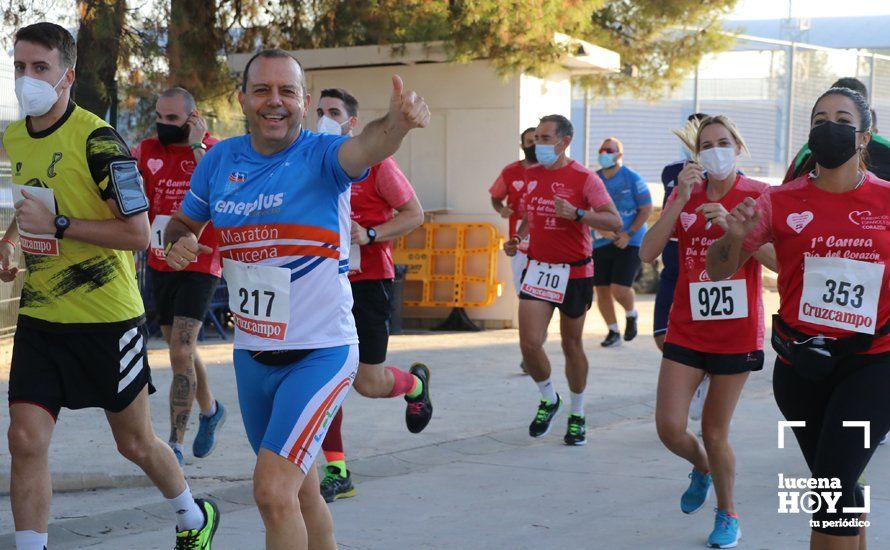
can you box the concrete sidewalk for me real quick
[1,292,889,549]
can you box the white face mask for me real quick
[699,146,737,180]
[316,115,347,136]
[15,69,68,117]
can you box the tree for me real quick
[75,0,127,120]
[582,0,737,100]
[225,0,738,101]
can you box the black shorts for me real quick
[592,244,642,287]
[9,324,155,418]
[351,279,393,365]
[149,268,220,325]
[519,275,594,319]
[662,342,764,375]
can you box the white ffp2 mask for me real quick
[15,70,68,117]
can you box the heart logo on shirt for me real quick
[680,212,697,231]
[512,180,524,192]
[527,180,537,193]
[786,211,813,234]
[180,160,196,175]
[848,210,871,226]
[147,158,163,175]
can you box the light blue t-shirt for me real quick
[593,165,651,248]
[180,130,368,351]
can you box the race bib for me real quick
[12,185,59,256]
[799,256,884,334]
[222,259,291,341]
[149,215,171,257]
[349,242,361,272]
[521,261,570,304]
[689,279,748,321]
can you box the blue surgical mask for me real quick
[535,144,559,167]
[598,152,616,168]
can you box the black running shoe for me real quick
[601,330,621,347]
[320,465,356,503]
[624,316,638,341]
[529,394,561,437]
[564,414,587,446]
[405,362,433,433]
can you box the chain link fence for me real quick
[574,36,890,203]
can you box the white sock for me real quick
[168,485,204,532]
[608,323,619,333]
[536,378,558,404]
[626,309,638,318]
[15,530,47,550]
[570,391,585,416]
[169,441,183,454]
[201,400,217,417]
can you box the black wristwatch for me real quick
[367,227,377,244]
[574,208,586,222]
[54,215,70,239]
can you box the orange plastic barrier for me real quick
[392,223,503,308]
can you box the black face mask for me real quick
[523,145,537,164]
[156,122,189,146]
[808,121,859,169]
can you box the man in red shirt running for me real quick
[490,127,537,292]
[505,115,621,446]
[134,87,226,466]
[314,88,429,502]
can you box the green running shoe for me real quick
[175,498,220,549]
[320,465,356,503]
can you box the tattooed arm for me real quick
[706,196,763,280]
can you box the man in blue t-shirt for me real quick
[592,137,652,347]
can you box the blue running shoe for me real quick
[680,469,711,514]
[193,401,227,458]
[170,444,184,467]
[707,508,740,548]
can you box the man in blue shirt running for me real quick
[592,137,652,347]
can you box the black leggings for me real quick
[773,354,890,536]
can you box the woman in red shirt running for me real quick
[708,87,890,550]
[641,115,776,549]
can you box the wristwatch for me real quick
[367,227,377,244]
[190,141,207,151]
[574,208,586,222]
[54,215,70,239]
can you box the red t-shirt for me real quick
[349,157,416,282]
[519,160,612,279]
[135,135,222,277]
[489,160,530,236]
[664,174,769,354]
[743,173,890,354]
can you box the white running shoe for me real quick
[689,375,709,421]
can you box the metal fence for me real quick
[572,36,890,201]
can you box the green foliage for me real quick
[581,0,738,100]
[227,0,738,100]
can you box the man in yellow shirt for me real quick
[0,22,218,550]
